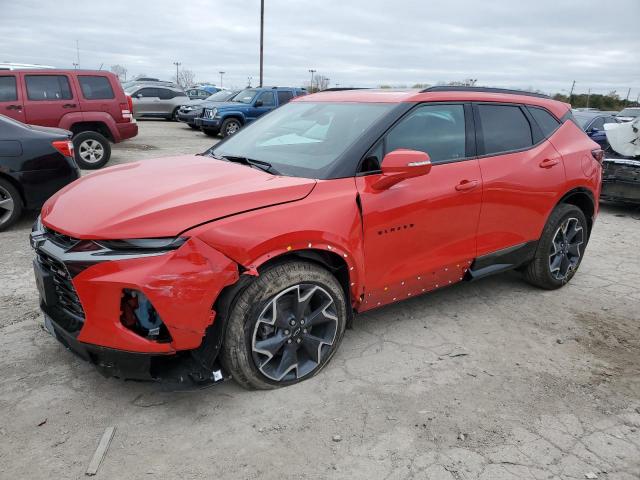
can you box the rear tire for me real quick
[0,178,22,231]
[221,261,347,390]
[523,204,588,290]
[73,131,111,170]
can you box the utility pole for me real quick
[219,71,225,88]
[308,69,316,92]
[76,39,80,68]
[569,80,576,105]
[247,76,252,87]
[624,87,631,106]
[259,0,264,87]
[173,62,181,85]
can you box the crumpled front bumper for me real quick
[31,225,240,379]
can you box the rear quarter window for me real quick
[527,106,561,137]
[78,75,115,100]
[477,104,533,155]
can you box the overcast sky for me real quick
[1,0,639,97]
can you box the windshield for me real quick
[233,89,259,104]
[206,90,237,102]
[210,102,395,178]
[618,108,640,117]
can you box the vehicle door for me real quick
[23,73,80,126]
[132,87,160,116]
[356,103,482,309]
[75,74,119,121]
[248,91,276,123]
[473,103,566,256]
[0,74,26,123]
[156,88,177,115]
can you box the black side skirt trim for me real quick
[467,241,538,280]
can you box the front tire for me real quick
[73,131,111,169]
[0,178,22,232]
[188,124,199,130]
[221,261,347,390]
[220,118,242,138]
[523,204,588,289]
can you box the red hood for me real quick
[42,155,316,239]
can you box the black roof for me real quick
[421,86,551,99]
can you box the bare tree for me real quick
[177,69,196,89]
[316,75,330,91]
[110,64,127,82]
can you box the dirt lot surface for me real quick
[1,121,639,479]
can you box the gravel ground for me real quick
[1,120,639,480]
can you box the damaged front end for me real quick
[601,157,640,204]
[30,218,240,384]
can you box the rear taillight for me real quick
[120,95,134,121]
[591,148,604,164]
[52,140,74,158]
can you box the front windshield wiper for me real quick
[210,153,280,175]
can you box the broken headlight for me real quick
[97,237,188,252]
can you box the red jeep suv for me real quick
[0,70,137,169]
[31,87,602,389]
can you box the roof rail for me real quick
[420,86,551,99]
[321,87,370,92]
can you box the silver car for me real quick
[125,84,191,120]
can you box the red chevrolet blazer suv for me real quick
[30,87,602,389]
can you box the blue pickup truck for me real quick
[195,86,307,137]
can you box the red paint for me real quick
[42,155,316,239]
[40,89,600,354]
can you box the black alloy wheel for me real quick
[548,217,584,282]
[251,284,339,382]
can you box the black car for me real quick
[0,115,79,230]
[176,90,241,129]
[572,111,619,151]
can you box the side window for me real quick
[0,76,18,101]
[157,88,174,100]
[477,104,533,155]
[78,76,114,100]
[25,75,73,101]
[256,91,275,107]
[589,117,605,131]
[277,90,294,105]
[528,106,560,137]
[136,88,159,98]
[604,116,618,125]
[385,104,466,163]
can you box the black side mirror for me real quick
[255,100,263,107]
